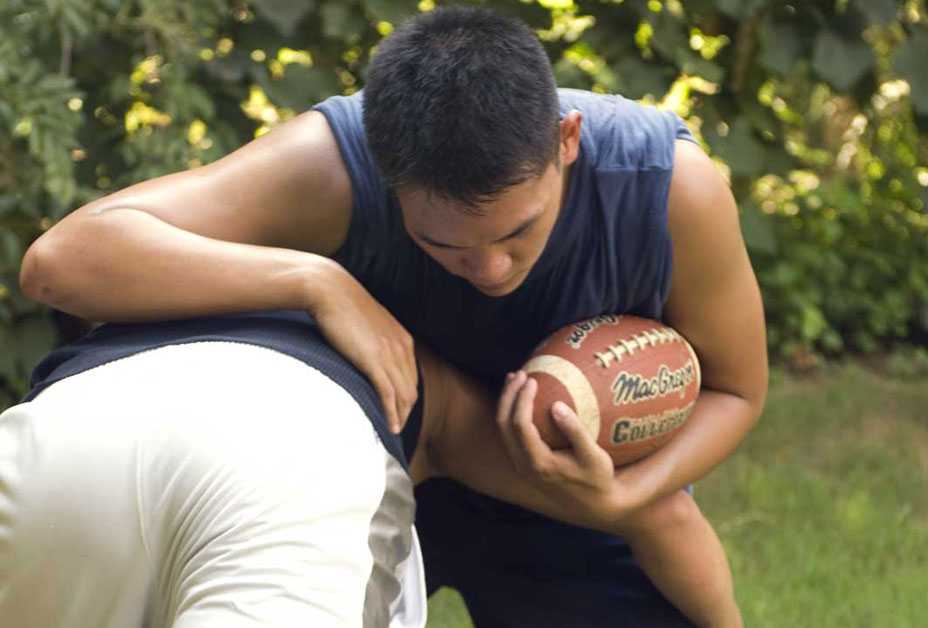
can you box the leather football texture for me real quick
[524,315,701,466]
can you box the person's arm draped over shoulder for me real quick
[19,111,417,432]
[21,111,352,319]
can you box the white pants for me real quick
[0,342,425,628]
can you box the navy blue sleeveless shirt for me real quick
[314,89,694,382]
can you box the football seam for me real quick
[593,327,684,368]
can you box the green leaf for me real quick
[892,30,928,115]
[0,195,18,217]
[800,303,828,342]
[204,50,249,83]
[0,230,23,270]
[759,17,803,75]
[714,0,766,19]
[320,2,367,40]
[812,30,874,91]
[14,316,57,380]
[362,0,418,27]
[614,57,673,99]
[650,14,688,62]
[677,53,725,84]
[852,0,897,25]
[740,203,778,255]
[0,388,14,413]
[259,65,341,110]
[712,118,766,178]
[0,326,17,382]
[251,0,316,38]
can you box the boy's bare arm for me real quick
[20,111,352,320]
[481,141,768,511]
[20,111,418,432]
[414,343,640,532]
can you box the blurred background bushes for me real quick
[1,0,926,408]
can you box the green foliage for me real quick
[2,0,928,408]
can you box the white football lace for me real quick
[594,328,682,368]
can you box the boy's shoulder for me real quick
[557,88,693,171]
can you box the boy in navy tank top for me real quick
[22,7,768,627]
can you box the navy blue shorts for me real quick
[416,478,693,627]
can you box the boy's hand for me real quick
[496,371,631,527]
[309,261,418,433]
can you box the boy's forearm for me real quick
[431,403,610,531]
[422,349,761,532]
[21,208,333,322]
[422,359,622,533]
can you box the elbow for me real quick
[746,382,768,429]
[20,232,71,309]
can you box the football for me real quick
[523,315,700,466]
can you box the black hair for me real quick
[363,6,560,209]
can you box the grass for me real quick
[425,360,928,627]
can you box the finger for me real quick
[551,401,613,469]
[511,377,559,478]
[495,372,523,430]
[396,331,418,420]
[370,371,400,434]
[388,343,417,432]
[497,372,531,470]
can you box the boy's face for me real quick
[397,113,581,297]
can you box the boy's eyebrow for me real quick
[417,212,541,249]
